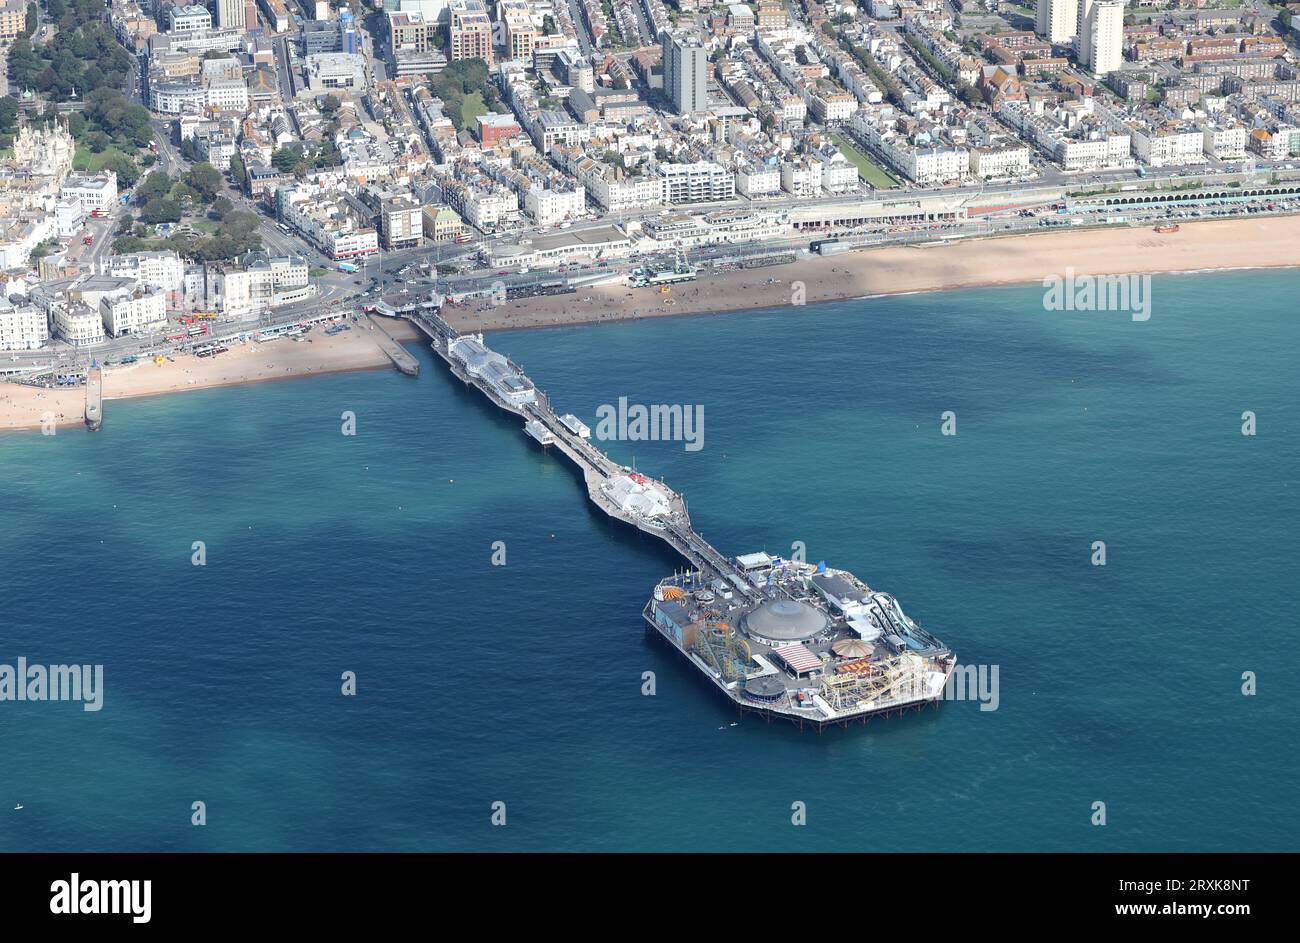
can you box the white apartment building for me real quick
[1131,126,1206,167]
[206,78,250,112]
[51,306,106,347]
[1036,0,1077,44]
[781,160,822,197]
[904,146,971,185]
[583,168,665,212]
[279,187,380,259]
[1057,134,1131,171]
[1000,101,1133,172]
[55,199,85,238]
[524,186,586,226]
[101,287,168,337]
[970,145,1033,179]
[196,133,238,169]
[1203,125,1248,159]
[60,173,119,214]
[168,4,212,33]
[1084,0,1124,77]
[216,0,245,28]
[105,251,187,305]
[458,188,521,229]
[657,162,736,204]
[850,111,970,184]
[736,164,781,197]
[381,199,424,249]
[150,82,206,114]
[810,151,859,193]
[0,301,48,351]
[808,90,858,123]
[210,256,311,317]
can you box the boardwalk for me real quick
[404,309,757,597]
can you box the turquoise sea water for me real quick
[1,270,1297,852]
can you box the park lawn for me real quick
[460,91,488,130]
[74,144,136,173]
[831,133,902,189]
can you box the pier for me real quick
[84,367,102,432]
[399,305,953,729]
[367,316,420,376]
[403,308,756,597]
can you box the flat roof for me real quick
[529,225,628,252]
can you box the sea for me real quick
[1,269,1297,852]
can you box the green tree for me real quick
[112,235,151,254]
[100,153,141,187]
[228,153,247,190]
[141,197,182,224]
[0,97,18,135]
[184,163,223,201]
[24,3,37,39]
[272,144,304,173]
[138,171,173,202]
[180,136,204,163]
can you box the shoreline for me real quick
[446,215,1300,333]
[4,217,1298,432]
[0,321,418,432]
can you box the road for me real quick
[565,0,594,54]
[275,37,297,103]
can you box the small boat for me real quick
[13,803,22,811]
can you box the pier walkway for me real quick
[367,316,420,376]
[404,309,757,598]
[84,367,102,432]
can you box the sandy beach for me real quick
[447,215,1300,331]
[4,216,1297,432]
[0,319,420,432]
